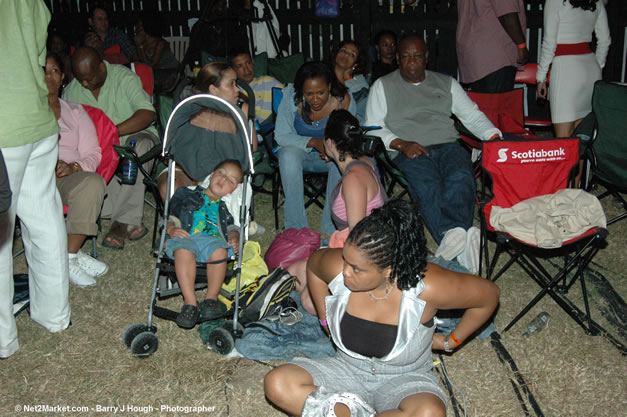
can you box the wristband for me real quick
[444,334,453,353]
[517,42,527,49]
[450,331,462,345]
[319,319,328,327]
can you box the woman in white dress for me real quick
[536,0,611,138]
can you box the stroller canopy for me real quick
[164,94,253,181]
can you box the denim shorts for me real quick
[292,350,446,412]
[165,233,233,262]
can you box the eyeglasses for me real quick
[339,47,358,59]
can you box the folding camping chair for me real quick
[114,63,164,248]
[253,87,282,229]
[514,63,552,131]
[82,104,120,258]
[130,62,154,100]
[457,88,539,177]
[582,81,627,226]
[479,137,608,334]
[370,137,411,201]
[164,36,190,63]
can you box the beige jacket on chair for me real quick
[490,189,606,248]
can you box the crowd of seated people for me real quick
[32,4,495,325]
[2,9,606,402]
[36,13,504,278]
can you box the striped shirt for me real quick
[249,75,283,123]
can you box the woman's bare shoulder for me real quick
[308,248,343,284]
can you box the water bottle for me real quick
[119,140,137,185]
[522,312,550,337]
[193,60,201,77]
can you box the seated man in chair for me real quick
[365,34,501,274]
[64,46,159,250]
[229,50,283,127]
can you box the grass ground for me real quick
[2,178,625,417]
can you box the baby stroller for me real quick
[123,93,255,357]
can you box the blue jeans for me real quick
[277,146,340,235]
[394,142,475,244]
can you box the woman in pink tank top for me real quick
[324,110,387,247]
[290,110,386,314]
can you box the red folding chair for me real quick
[458,88,539,177]
[515,63,553,130]
[82,105,119,183]
[81,105,120,258]
[479,137,608,334]
[130,62,154,98]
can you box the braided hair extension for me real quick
[346,200,428,290]
[324,109,365,162]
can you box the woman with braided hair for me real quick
[264,200,500,417]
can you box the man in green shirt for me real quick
[63,47,159,250]
[0,0,71,359]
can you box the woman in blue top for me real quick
[275,61,355,235]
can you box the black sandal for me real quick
[176,304,200,329]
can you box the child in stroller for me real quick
[165,159,244,329]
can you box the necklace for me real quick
[368,280,393,302]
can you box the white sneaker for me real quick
[68,257,96,287]
[76,250,109,277]
[457,226,481,274]
[435,227,467,260]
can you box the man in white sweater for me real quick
[366,34,501,274]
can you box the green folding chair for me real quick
[582,81,627,226]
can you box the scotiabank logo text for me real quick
[511,148,566,159]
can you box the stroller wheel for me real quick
[208,327,234,355]
[130,331,159,358]
[223,320,244,338]
[123,323,154,348]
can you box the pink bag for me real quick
[264,228,321,271]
